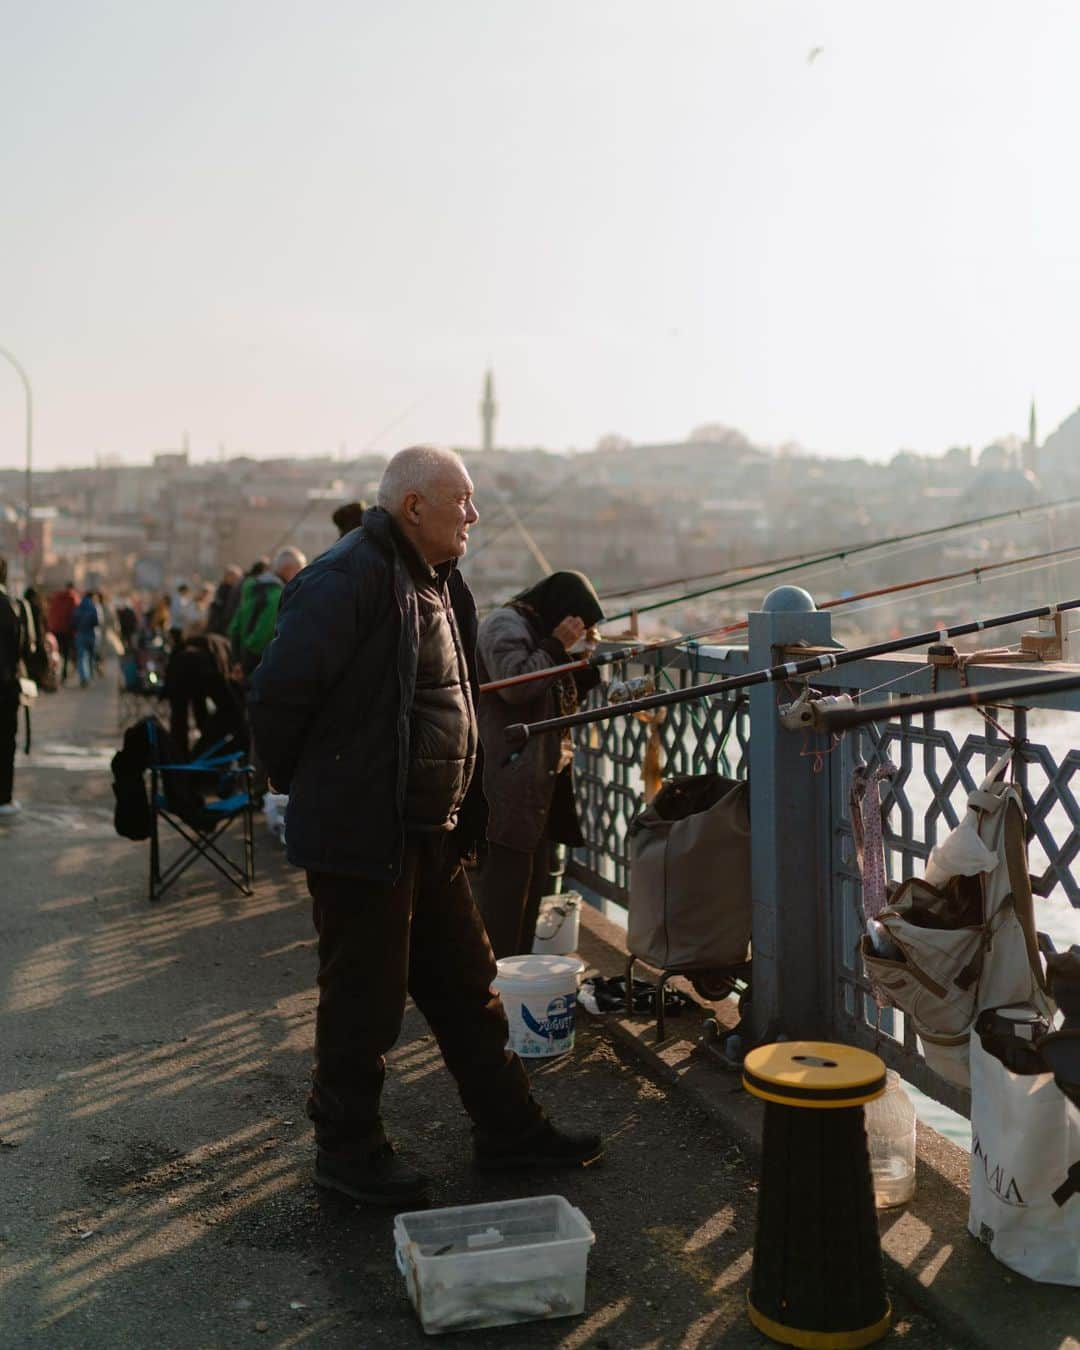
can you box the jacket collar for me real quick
[362,506,457,588]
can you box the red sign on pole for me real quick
[17,536,34,554]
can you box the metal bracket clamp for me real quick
[1019,608,1069,662]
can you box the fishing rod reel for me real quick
[607,674,656,704]
[778,686,855,732]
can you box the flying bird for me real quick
[807,46,824,64]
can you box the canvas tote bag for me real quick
[861,752,1052,1087]
[627,773,751,971]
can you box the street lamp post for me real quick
[0,345,33,586]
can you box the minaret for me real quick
[1024,397,1039,476]
[480,369,497,452]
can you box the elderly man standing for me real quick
[249,446,601,1207]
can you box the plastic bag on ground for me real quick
[263,792,288,844]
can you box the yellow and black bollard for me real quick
[743,1041,892,1349]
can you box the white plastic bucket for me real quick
[494,955,585,1058]
[531,892,582,956]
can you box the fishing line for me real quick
[854,666,932,700]
[839,551,1080,621]
[603,497,1080,622]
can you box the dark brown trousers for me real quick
[306,833,541,1156]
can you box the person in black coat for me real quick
[164,631,247,759]
[0,557,30,815]
[249,446,601,1207]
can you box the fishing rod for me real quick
[479,472,554,577]
[464,464,582,568]
[603,495,1080,623]
[267,402,427,558]
[812,670,1080,735]
[600,544,821,602]
[503,595,1080,749]
[478,541,1080,695]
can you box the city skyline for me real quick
[3,373,1058,474]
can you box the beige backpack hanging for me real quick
[861,751,1053,1088]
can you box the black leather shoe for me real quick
[474,1119,603,1171]
[315,1142,430,1207]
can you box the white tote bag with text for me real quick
[968,1031,1080,1286]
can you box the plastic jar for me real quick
[864,1070,916,1208]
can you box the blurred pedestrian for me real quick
[476,571,604,957]
[331,500,367,537]
[165,631,247,759]
[46,580,79,684]
[227,560,267,663]
[147,595,171,638]
[115,597,140,650]
[0,556,31,815]
[20,587,53,691]
[229,548,306,677]
[171,582,199,634]
[72,591,101,688]
[94,591,117,675]
[206,564,243,635]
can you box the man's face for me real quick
[408,463,479,565]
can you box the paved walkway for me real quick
[0,676,953,1348]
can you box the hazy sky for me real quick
[2,1,1078,468]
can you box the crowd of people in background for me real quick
[0,525,331,814]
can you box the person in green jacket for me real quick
[230,547,307,676]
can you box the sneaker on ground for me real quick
[314,1142,430,1207]
[0,800,22,817]
[473,1119,603,1172]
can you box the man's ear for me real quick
[401,490,423,525]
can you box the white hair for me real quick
[273,547,307,575]
[376,445,466,512]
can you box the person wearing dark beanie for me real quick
[476,570,604,956]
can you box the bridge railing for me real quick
[570,602,1080,1118]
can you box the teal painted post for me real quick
[747,591,836,1043]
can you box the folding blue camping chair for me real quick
[147,722,255,903]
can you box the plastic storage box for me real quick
[393,1195,595,1334]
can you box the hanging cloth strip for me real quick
[850,757,897,924]
[850,755,897,1006]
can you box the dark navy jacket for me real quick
[248,509,485,881]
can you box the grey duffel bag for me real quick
[627,773,751,972]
